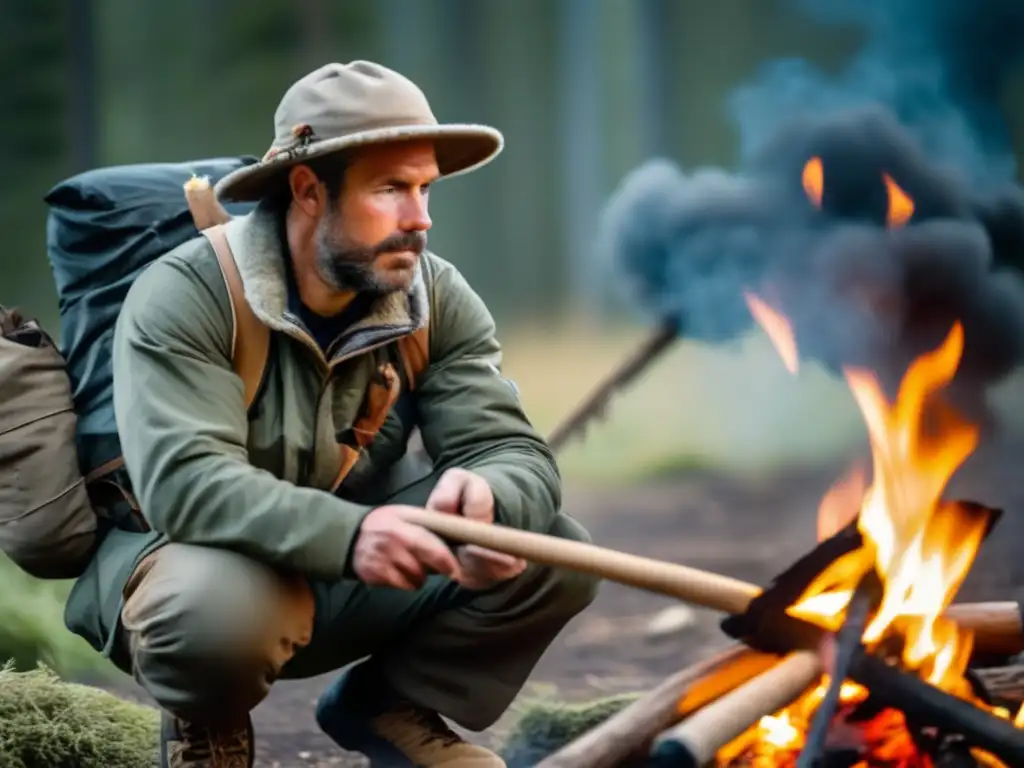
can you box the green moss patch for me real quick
[499,693,638,766]
[0,664,158,768]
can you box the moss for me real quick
[0,663,159,768]
[499,693,638,767]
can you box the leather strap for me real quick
[203,225,270,411]
[397,326,429,391]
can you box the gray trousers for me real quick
[117,513,598,731]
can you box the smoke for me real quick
[600,0,1024,420]
[732,0,1024,185]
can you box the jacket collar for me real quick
[222,200,429,361]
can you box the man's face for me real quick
[315,140,439,296]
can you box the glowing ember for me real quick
[713,165,1017,765]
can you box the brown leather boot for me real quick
[316,663,504,766]
[159,712,254,768]
[363,700,505,767]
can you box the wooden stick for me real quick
[404,508,1024,655]
[648,651,824,768]
[534,643,779,768]
[403,507,759,614]
[945,602,1024,657]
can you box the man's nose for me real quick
[400,192,432,232]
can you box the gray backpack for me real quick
[0,305,97,578]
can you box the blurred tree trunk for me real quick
[0,0,69,316]
[299,0,329,69]
[68,0,98,171]
[635,0,671,159]
[559,0,603,312]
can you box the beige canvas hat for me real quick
[215,60,504,203]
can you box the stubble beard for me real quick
[314,209,426,296]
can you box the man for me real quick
[63,61,598,768]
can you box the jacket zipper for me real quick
[281,314,418,488]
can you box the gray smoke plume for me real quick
[601,0,1024,420]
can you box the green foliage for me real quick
[0,554,112,679]
[499,693,638,767]
[0,664,158,768]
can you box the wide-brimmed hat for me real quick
[215,60,504,203]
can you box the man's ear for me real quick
[287,164,325,217]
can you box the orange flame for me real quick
[801,156,915,228]
[883,173,915,228]
[724,285,1011,764]
[802,157,824,209]
[744,291,799,374]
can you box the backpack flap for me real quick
[0,305,97,579]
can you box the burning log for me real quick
[544,316,681,453]
[975,665,1024,709]
[648,651,824,768]
[533,643,778,768]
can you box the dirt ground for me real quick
[101,432,1024,767]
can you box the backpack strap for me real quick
[202,225,270,412]
[83,223,270,528]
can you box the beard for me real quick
[314,210,427,296]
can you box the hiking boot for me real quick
[159,711,255,768]
[316,664,505,767]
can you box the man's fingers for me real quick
[460,477,494,522]
[400,524,463,581]
[425,470,466,515]
[366,561,417,591]
[388,546,428,589]
[461,544,520,569]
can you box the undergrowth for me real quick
[0,554,112,679]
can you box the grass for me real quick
[0,660,630,768]
[498,316,871,485]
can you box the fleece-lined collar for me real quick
[221,200,429,362]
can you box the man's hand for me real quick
[427,468,527,590]
[352,505,463,590]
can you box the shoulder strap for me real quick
[397,326,430,390]
[202,225,270,411]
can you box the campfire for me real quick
[397,151,1024,766]
[714,314,1006,765]
[703,158,1021,767]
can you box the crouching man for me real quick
[63,60,598,768]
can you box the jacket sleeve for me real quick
[112,252,369,581]
[414,259,562,533]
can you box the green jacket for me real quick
[64,202,561,660]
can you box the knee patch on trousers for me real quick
[120,543,314,722]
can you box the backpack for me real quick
[0,157,428,580]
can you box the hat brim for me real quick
[214,123,504,203]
